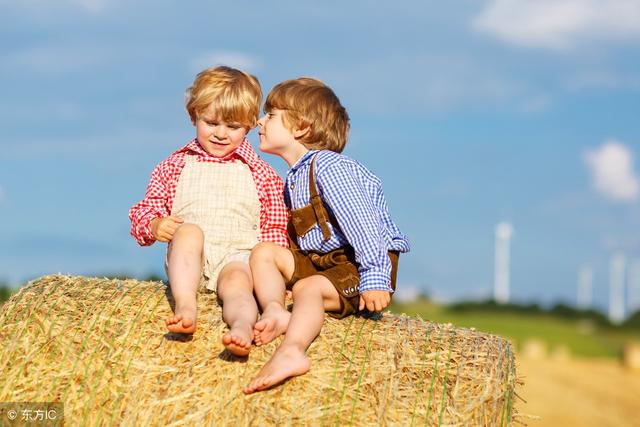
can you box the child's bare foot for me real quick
[166,304,197,334]
[253,306,291,346]
[222,323,253,356]
[243,346,310,394]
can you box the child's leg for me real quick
[249,242,296,345]
[165,224,204,334]
[217,261,257,357]
[244,275,341,394]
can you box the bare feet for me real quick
[253,306,291,346]
[166,304,197,334]
[222,323,253,356]
[243,346,310,394]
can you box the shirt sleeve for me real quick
[318,161,393,293]
[258,169,289,248]
[128,162,173,246]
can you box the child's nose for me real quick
[213,126,227,139]
[257,116,266,126]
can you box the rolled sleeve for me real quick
[129,163,172,246]
[129,205,161,246]
[358,269,394,293]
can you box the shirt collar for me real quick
[178,138,259,166]
[289,150,318,175]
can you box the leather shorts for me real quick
[286,247,399,319]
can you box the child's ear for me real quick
[293,126,310,139]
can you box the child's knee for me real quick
[174,223,204,243]
[292,276,337,302]
[250,241,278,263]
[219,264,251,287]
[291,277,318,298]
[217,271,253,300]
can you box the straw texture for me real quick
[0,275,519,426]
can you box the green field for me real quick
[390,299,639,358]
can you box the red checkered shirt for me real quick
[129,138,289,248]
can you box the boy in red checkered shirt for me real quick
[129,66,288,356]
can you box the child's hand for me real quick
[150,216,184,242]
[358,290,391,312]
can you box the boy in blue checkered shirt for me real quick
[244,77,409,394]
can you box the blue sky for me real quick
[1,0,639,314]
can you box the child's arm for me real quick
[129,162,176,246]
[318,162,393,310]
[257,168,289,248]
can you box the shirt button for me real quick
[290,184,295,189]
[253,225,258,230]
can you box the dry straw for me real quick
[0,275,519,426]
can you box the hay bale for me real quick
[622,342,640,372]
[0,275,519,426]
[520,339,547,361]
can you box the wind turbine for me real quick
[628,259,640,316]
[609,252,626,324]
[494,222,513,304]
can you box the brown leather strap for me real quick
[308,155,332,242]
[286,220,300,249]
[307,155,320,198]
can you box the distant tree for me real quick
[448,300,543,315]
[548,303,612,327]
[548,303,576,318]
[448,299,497,312]
[407,290,430,302]
[0,283,14,304]
[447,299,617,327]
[622,310,640,330]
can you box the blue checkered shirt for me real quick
[284,150,410,293]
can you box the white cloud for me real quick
[584,140,639,202]
[473,0,640,50]
[189,51,262,73]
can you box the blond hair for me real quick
[264,77,350,152]
[185,66,262,128]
